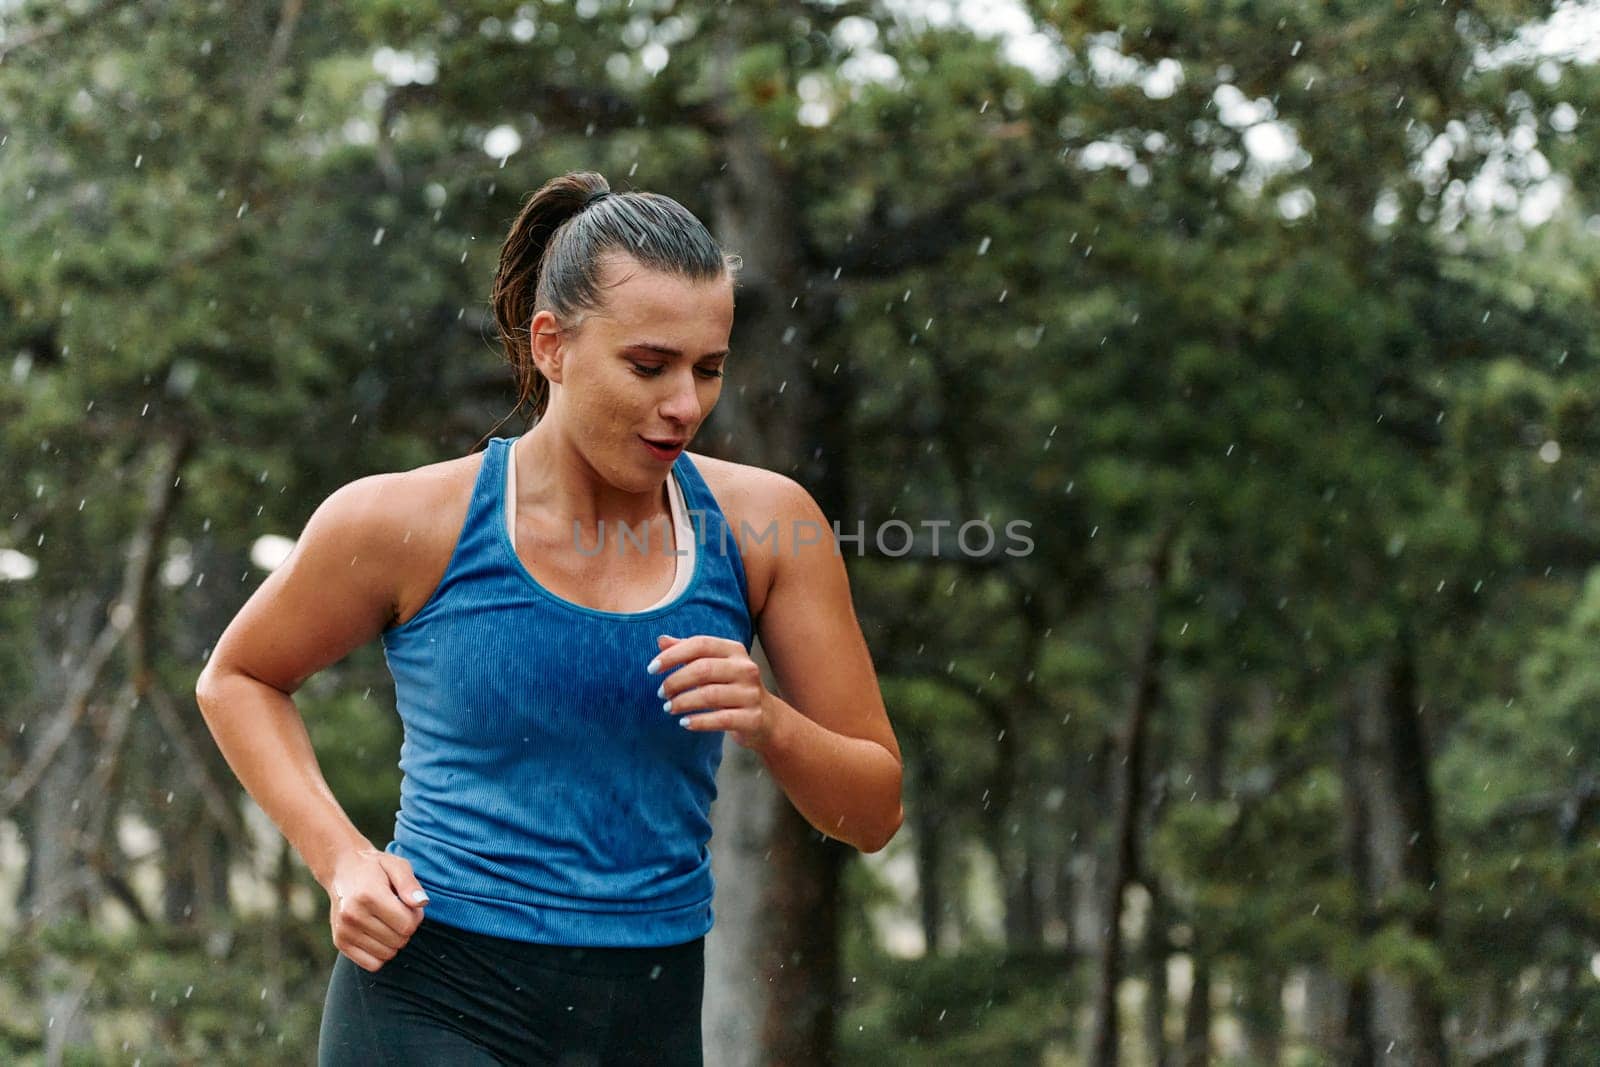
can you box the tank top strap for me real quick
[671,451,752,618]
[472,436,514,537]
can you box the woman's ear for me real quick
[530,309,565,384]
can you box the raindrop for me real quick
[373,227,386,246]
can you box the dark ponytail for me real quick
[484,170,737,444]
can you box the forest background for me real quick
[4,0,1600,1064]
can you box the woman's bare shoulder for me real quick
[685,452,827,620]
[684,451,802,505]
[320,451,483,537]
[307,451,486,626]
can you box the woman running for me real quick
[194,171,905,1065]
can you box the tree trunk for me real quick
[1087,531,1172,1067]
[1237,968,1283,1066]
[1141,883,1170,1067]
[699,8,852,1062]
[1180,958,1211,1067]
[1340,627,1447,1066]
[1178,690,1230,1067]
[25,596,102,1064]
[704,649,780,1066]
[912,757,947,956]
[1300,965,1350,1060]
[34,722,95,1066]
[1336,691,1378,1067]
[1012,828,1044,948]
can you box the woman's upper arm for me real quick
[753,474,901,763]
[201,474,406,696]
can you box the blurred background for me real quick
[4,0,1600,1063]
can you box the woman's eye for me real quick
[697,368,725,379]
[630,363,666,377]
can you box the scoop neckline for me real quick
[494,436,702,621]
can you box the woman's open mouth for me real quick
[639,436,685,462]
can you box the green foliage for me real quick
[6,0,1600,1059]
[839,945,1084,1065]
[0,917,330,1065]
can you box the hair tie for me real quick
[584,190,612,209]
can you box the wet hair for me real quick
[486,171,738,435]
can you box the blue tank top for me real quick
[380,435,753,947]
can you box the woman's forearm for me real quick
[755,691,904,853]
[195,669,373,890]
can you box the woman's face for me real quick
[534,254,734,492]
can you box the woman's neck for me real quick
[511,425,670,534]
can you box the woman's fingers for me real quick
[656,651,760,700]
[678,707,760,734]
[337,900,415,949]
[337,931,397,973]
[647,634,742,675]
[663,682,753,715]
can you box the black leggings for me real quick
[318,917,705,1066]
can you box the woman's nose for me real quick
[659,373,701,422]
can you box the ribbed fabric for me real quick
[380,436,753,947]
